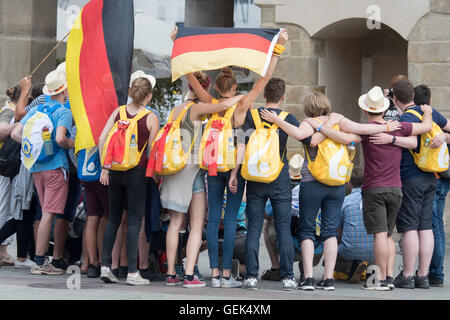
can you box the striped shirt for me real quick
[338,188,375,262]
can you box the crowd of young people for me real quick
[0,27,448,293]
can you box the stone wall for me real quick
[0,0,57,105]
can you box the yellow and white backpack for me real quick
[101,106,150,171]
[305,120,351,186]
[199,106,236,175]
[241,109,288,183]
[405,109,449,172]
[146,102,195,177]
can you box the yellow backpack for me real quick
[305,120,350,186]
[405,109,449,172]
[241,109,288,183]
[101,106,150,171]
[199,106,236,175]
[146,102,196,177]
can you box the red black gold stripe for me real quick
[171,27,280,81]
[67,0,134,153]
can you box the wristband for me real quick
[273,44,285,56]
[385,123,390,132]
[392,136,397,144]
[317,124,323,132]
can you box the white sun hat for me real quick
[289,154,304,180]
[56,61,66,77]
[42,69,67,96]
[358,86,390,113]
[130,70,156,90]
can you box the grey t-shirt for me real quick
[0,108,14,125]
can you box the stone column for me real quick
[408,0,450,118]
[257,1,322,159]
[0,0,57,104]
[408,0,450,231]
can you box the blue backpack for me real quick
[35,100,64,164]
[77,146,101,182]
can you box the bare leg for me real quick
[35,212,55,257]
[373,232,388,280]
[386,236,396,278]
[418,230,434,277]
[185,192,206,276]
[86,216,100,266]
[53,219,70,260]
[166,211,185,275]
[323,237,338,279]
[301,239,314,278]
[97,217,108,263]
[401,230,419,277]
[80,222,89,271]
[263,219,279,270]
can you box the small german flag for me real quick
[171,27,281,81]
[66,0,134,153]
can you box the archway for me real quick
[313,18,408,123]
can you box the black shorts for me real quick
[396,175,437,233]
[362,187,403,237]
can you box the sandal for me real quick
[0,255,15,266]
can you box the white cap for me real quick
[130,70,156,90]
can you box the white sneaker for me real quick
[282,277,298,291]
[100,267,119,283]
[221,275,242,288]
[126,272,150,286]
[243,277,258,290]
[211,277,221,288]
[15,258,37,268]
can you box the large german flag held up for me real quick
[171,27,281,81]
[67,0,134,153]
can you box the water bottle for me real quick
[419,138,431,167]
[348,142,356,163]
[42,127,54,157]
[346,142,356,182]
[128,134,138,165]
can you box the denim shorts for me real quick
[192,170,206,194]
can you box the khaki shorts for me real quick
[33,169,69,214]
[362,187,403,236]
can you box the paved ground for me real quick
[1,237,449,300]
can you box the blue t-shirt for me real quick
[20,102,73,173]
[399,106,448,180]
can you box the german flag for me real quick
[171,27,281,81]
[66,0,134,153]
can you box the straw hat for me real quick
[130,70,156,90]
[289,154,304,180]
[42,69,67,96]
[358,86,390,113]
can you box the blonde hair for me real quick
[215,67,236,94]
[303,91,331,117]
[130,77,152,105]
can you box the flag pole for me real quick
[11,31,71,87]
[30,31,71,76]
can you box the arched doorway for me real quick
[313,18,408,123]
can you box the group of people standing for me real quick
[0,26,448,294]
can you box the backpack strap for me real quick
[174,102,195,124]
[119,105,150,122]
[223,105,237,120]
[405,109,423,121]
[250,109,262,129]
